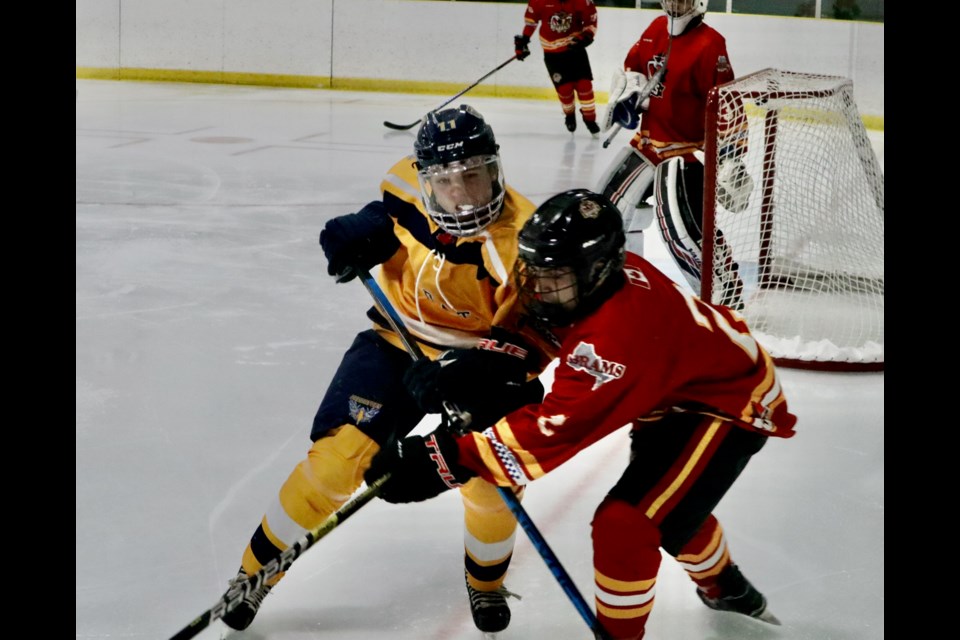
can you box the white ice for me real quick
[76,80,883,640]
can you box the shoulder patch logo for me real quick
[624,265,651,289]
[565,341,626,390]
[349,395,382,424]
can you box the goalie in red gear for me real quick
[368,189,796,639]
[596,0,750,308]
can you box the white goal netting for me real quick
[703,68,883,370]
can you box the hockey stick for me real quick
[168,473,391,640]
[383,54,518,131]
[602,124,622,149]
[356,267,612,640]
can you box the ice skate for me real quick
[220,568,274,631]
[465,571,521,636]
[696,564,781,625]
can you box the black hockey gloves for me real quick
[319,201,400,283]
[514,35,531,61]
[365,430,476,503]
[403,328,540,429]
[569,33,594,50]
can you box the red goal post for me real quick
[702,68,884,372]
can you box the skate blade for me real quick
[755,607,782,626]
[482,633,499,639]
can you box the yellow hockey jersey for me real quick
[370,155,543,364]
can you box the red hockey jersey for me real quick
[521,0,598,54]
[624,15,735,164]
[456,252,796,487]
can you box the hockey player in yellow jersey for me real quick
[219,104,551,636]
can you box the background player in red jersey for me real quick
[596,0,752,308]
[514,0,601,135]
[366,189,795,639]
[216,105,553,636]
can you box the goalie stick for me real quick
[356,267,612,640]
[602,124,622,149]
[167,473,390,640]
[383,54,518,131]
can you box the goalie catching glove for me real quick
[319,201,400,282]
[365,429,476,503]
[716,158,753,213]
[403,327,540,430]
[601,68,648,133]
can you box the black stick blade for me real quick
[383,120,419,131]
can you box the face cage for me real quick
[417,154,505,238]
[516,262,581,327]
[661,0,697,18]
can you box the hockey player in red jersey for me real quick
[217,105,553,636]
[366,189,795,639]
[514,0,601,134]
[596,0,751,308]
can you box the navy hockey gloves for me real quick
[319,201,400,283]
[403,328,539,426]
[365,430,475,503]
[514,35,531,61]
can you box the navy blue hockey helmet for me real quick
[515,189,626,326]
[414,105,505,237]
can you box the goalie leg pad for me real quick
[654,157,706,292]
[596,147,656,225]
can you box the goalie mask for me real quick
[661,0,707,36]
[414,105,506,238]
[515,189,626,326]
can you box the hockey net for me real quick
[702,68,883,371]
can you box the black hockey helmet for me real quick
[413,105,505,237]
[515,189,626,326]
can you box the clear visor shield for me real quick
[661,0,696,18]
[417,154,505,237]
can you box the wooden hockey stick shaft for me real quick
[167,472,391,640]
[383,54,518,131]
[356,268,611,640]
